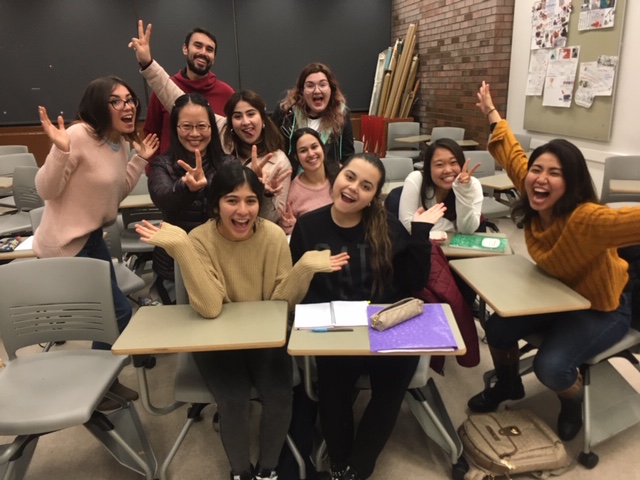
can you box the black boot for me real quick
[556,373,583,441]
[468,346,525,413]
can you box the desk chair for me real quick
[0,145,28,156]
[0,166,43,237]
[380,157,413,182]
[103,221,147,301]
[353,140,364,154]
[600,155,640,208]
[430,127,465,142]
[513,133,532,154]
[0,257,157,480]
[462,151,511,221]
[0,153,37,209]
[385,122,421,161]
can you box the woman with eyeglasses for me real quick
[34,76,158,408]
[147,91,234,304]
[271,62,354,176]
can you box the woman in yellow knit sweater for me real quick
[136,161,348,480]
[468,81,640,442]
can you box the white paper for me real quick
[574,55,617,108]
[531,0,573,50]
[15,235,34,251]
[579,0,615,31]
[526,49,551,96]
[331,301,369,327]
[294,301,369,329]
[542,46,580,107]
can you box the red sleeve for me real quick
[143,92,163,136]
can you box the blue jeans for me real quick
[76,228,132,350]
[485,292,632,391]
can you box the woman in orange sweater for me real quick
[468,81,640,442]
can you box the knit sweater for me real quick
[398,170,483,234]
[279,176,332,234]
[489,120,640,311]
[146,218,332,318]
[33,123,146,258]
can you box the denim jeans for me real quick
[76,228,132,350]
[485,292,632,391]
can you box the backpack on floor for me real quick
[458,409,574,480]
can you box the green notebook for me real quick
[449,234,508,252]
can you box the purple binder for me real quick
[367,304,458,352]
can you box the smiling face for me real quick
[302,72,331,115]
[231,100,263,146]
[108,84,137,137]
[295,133,325,174]
[216,182,260,241]
[183,32,216,77]
[430,147,461,193]
[525,152,566,221]
[176,103,212,154]
[331,158,381,221]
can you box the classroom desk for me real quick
[380,180,404,198]
[0,236,35,261]
[112,301,288,355]
[0,177,12,190]
[394,134,432,143]
[439,232,511,258]
[449,254,590,318]
[119,193,154,209]
[610,180,640,194]
[426,139,480,150]
[479,173,517,202]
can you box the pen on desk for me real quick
[311,327,354,333]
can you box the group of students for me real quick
[29,17,640,480]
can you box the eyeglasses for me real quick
[177,123,211,133]
[304,81,329,92]
[108,97,139,111]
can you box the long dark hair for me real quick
[77,76,141,144]
[511,139,598,225]
[333,153,392,297]
[290,127,338,182]
[208,162,264,220]
[419,138,466,222]
[168,93,226,172]
[224,90,283,160]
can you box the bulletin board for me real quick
[523,0,626,141]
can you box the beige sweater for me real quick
[148,218,332,317]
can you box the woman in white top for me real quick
[398,138,483,234]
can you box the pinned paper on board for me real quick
[531,0,573,50]
[574,55,618,108]
[542,46,580,108]
[579,0,616,31]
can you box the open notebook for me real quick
[294,301,369,330]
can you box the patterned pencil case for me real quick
[370,297,424,331]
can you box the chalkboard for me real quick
[0,0,391,126]
[523,0,627,141]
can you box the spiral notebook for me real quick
[448,234,508,252]
[367,304,458,353]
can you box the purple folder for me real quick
[367,304,458,352]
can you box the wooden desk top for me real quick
[287,303,466,356]
[0,236,35,261]
[479,173,515,191]
[394,134,432,144]
[449,254,590,317]
[0,177,12,190]
[112,301,288,355]
[119,194,153,209]
[439,232,511,258]
[381,180,404,198]
[610,180,640,194]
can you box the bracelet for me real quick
[137,154,148,161]
[138,59,152,70]
[486,107,497,118]
[264,190,275,198]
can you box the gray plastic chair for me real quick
[385,122,421,161]
[353,140,364,154]
[381,157,414,182]
[103,221,147,299]
[0,153,37,209]
[464,151,512,219]
[600,155,640,207]
[0,257,157,479]
[0,166,43,236]
[0,145,28,156]
[430,127,465,142]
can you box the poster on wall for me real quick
[531,0,573,50]
[579,0,616,30]
[542,46,580,107]
[526,49,551,95]
[574,55,618,107]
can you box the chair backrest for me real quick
[464,151,497,179]
[0,257,119,359]
[381,157,413,182]
[0,145,28,156]
[13,166,43,211]
[430,127,465,142]
[29,206,44,232]
[103,221,125,263]
[514,133,532,152]
[600,155,640,204]
[353,140,364,154]
[0,153,37,176]
[387,122,420,151]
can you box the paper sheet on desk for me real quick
[294,301,369,329]
[15,236,34,251]
[367,304,457,352]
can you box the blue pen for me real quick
[311,327,353,333]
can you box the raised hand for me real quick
[263,165,292,197]
[329,252,350,272]
[476,80,495,116]
[249,145,270,178]
[38,106,70,153]
[135,219,161,243]
[128,20,153,66]
[413,203,447,225]
[278,202,296,231]
[132,133,159,160]
[457,158,481,185]
[177,149,208,192]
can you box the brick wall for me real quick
[392,0,515,147]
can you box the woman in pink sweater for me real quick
[35,77,158,360]
[278,128,339,234]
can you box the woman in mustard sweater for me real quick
[136,161,348,480]
[468,81,640,442]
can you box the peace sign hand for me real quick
[128,20,153,66]
[278,201,296,231]
[457,158,481,185]
[177,149,207,192]
[263,165,292,197]
[39,106,70,153]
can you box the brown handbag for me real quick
[369,297,424,331]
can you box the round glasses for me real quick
[177,123,211,133]
[108,97,140,111]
